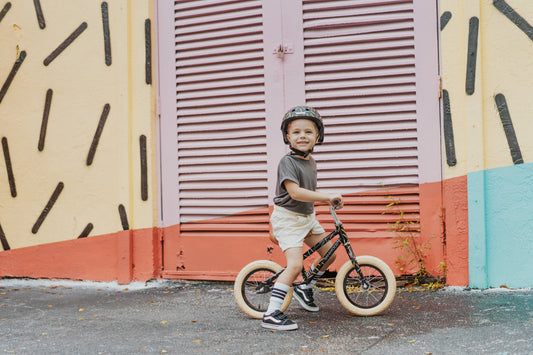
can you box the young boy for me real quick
[262,106,344,331]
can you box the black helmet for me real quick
[281,106,324,145]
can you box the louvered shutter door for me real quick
[175,0,269,235]
[302,0,420,237]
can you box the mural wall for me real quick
[440,0,533,288]
[0,1,158,282]
[1,0,532,288]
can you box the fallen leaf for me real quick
[162,351,168,354]
[191,320,197,323]
[78,308,85,312]
[192,339,202,343]
[161,320,168,324]
[78,318,84,321]
[424,352,432,355]
[93,315,98,318]
[308,321,317,324]
[47,305,53,308]
[42,332,48,335]
[321,335,330,338]
[387,323,395,326]
[1,318,6,321]
[407,340,416,343]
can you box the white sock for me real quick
[266,282,290,315]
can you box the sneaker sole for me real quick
[292,291,319,312]
[261,322,298,331]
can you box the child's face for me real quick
[286,119,319,154]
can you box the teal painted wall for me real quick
[468,163,533,288]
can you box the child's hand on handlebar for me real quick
[329,195,344,209]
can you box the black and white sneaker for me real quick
[293,285,319,312]
[262,310,298,331]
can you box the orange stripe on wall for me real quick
[442,175,469,286]
[0,228,160,283]
[0,183,468,285]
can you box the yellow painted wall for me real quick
[0,1,156,250]
[440,0,533,178]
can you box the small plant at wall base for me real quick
[383,199,438,286]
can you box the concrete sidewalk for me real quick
[0,279,531,354]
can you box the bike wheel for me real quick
[335,255,396,316]
[233,260,293,319]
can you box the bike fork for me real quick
[342,236,370,288]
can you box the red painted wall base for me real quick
[0,179,469,285]
[0,228,160,284]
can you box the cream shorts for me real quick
[270,205,325,252]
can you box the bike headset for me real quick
[281,106,324,158]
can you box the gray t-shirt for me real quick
[273,154,317,215]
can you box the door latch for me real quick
[273,44,294,58]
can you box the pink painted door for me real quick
[157,0,441,280]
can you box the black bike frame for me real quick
[264,207,365,287]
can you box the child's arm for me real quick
[284,180,344,208]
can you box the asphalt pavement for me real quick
[0,278,531,354]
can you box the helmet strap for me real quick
[290,146,312,158]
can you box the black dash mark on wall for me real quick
[145,19,152,85]
[32,182,64,234]
[118,204,129,230]
[33,0,45,29]
[466,17,479,96]
[0,222,10,251]
[87,103,110,166]
[101,2,112,66]
[442,90,457,167]
[38,89,53,151]
[495,94,523,165]
[43,22,87,66]
[0,2,11,24]
[2,137,16,197]
[441,11,452,30]
[140,135,148,201]
[0,50,26,105]
[493,0,533,41]
[77,223,94,239]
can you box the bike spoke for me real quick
[242,269,275,312]
[344,265,388,308]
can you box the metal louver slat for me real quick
[175,0,269,227]
[303,0,419,235]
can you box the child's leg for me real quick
[305,232,337,282]
[265,247,302,315]
[262,247,302,330]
